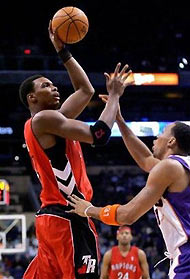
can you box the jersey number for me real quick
[118,272,129,279]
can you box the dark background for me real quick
[1,1,190,72]
[0,2,189,277]
[1,0,190,168]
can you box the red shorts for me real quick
[23,209,100,279]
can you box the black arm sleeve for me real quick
[90,120,111,147]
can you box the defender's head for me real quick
[153,122,190,159]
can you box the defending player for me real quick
[68,119,190,279]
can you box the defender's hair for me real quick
[172,121,190,154]
[19,75,43,108]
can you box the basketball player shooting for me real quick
[19,18,133,279]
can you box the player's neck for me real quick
[118,243,131,253]
[162,147,185,159]
[30,106,42,117]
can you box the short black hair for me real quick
[19,75,43,108]
[171,121,190,154]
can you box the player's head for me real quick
[171,121,190,154]
[153,121,190,159]
[19,75,60,111]
[116,226,132,245]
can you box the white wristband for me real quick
[84,205,94,217]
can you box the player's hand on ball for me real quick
[104,63,133,97]
[48,20,64,52]
[67,195,92,217]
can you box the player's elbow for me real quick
[90,86,95,96]
[83,86,95,97]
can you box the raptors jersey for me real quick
[24,118,93,208]
[109,246,142,279]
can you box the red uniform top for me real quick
[109,246,142,279]
[24,118,93,208]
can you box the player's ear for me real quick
[27,93,37,104]
[168,136,176,147]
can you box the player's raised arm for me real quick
[49,18,95,119]
[116,109,159,172]
[32,63,132,147]
[99,94,159,172]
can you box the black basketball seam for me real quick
[72,19,89,27]
[54,17,72,32]
[54,7,76,32]
[66,22,74,43]
[61,10,88,27]
[72,20,82,41]
[55,10,80,34]
[54,7,88,43]
[62,6,75,16]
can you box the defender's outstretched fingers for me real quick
[122,70,132,82]
[125,69,132,78]
[113,62,121,77]
[104,72,110,82]
[65,209,76,214]
[67,200,76,208]
[119,64,129,77]
[71,194,82,201]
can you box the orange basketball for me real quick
[51,7,89,44]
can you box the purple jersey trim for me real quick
[169,155,190,171]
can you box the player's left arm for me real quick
[99,94,159,173]
[49,20,95,119]
[115,159,178,224]
[138,249,150,279]
[67,159,179,224]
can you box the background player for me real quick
[100,226,150,279]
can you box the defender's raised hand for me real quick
[104,63,133,97]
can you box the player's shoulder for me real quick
[150,157,184,180]
[33,110,65,123]
[137,247,147,261]
[105,248,112,256]
[137,247,146,256]
[103,248,112,262]
[152,157,182,171]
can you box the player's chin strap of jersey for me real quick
[90,120,111,147]
[154,251,172,268]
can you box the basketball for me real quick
[51,7,89,44]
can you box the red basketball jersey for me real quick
[109,246,142,279]
[24,118,93,207]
